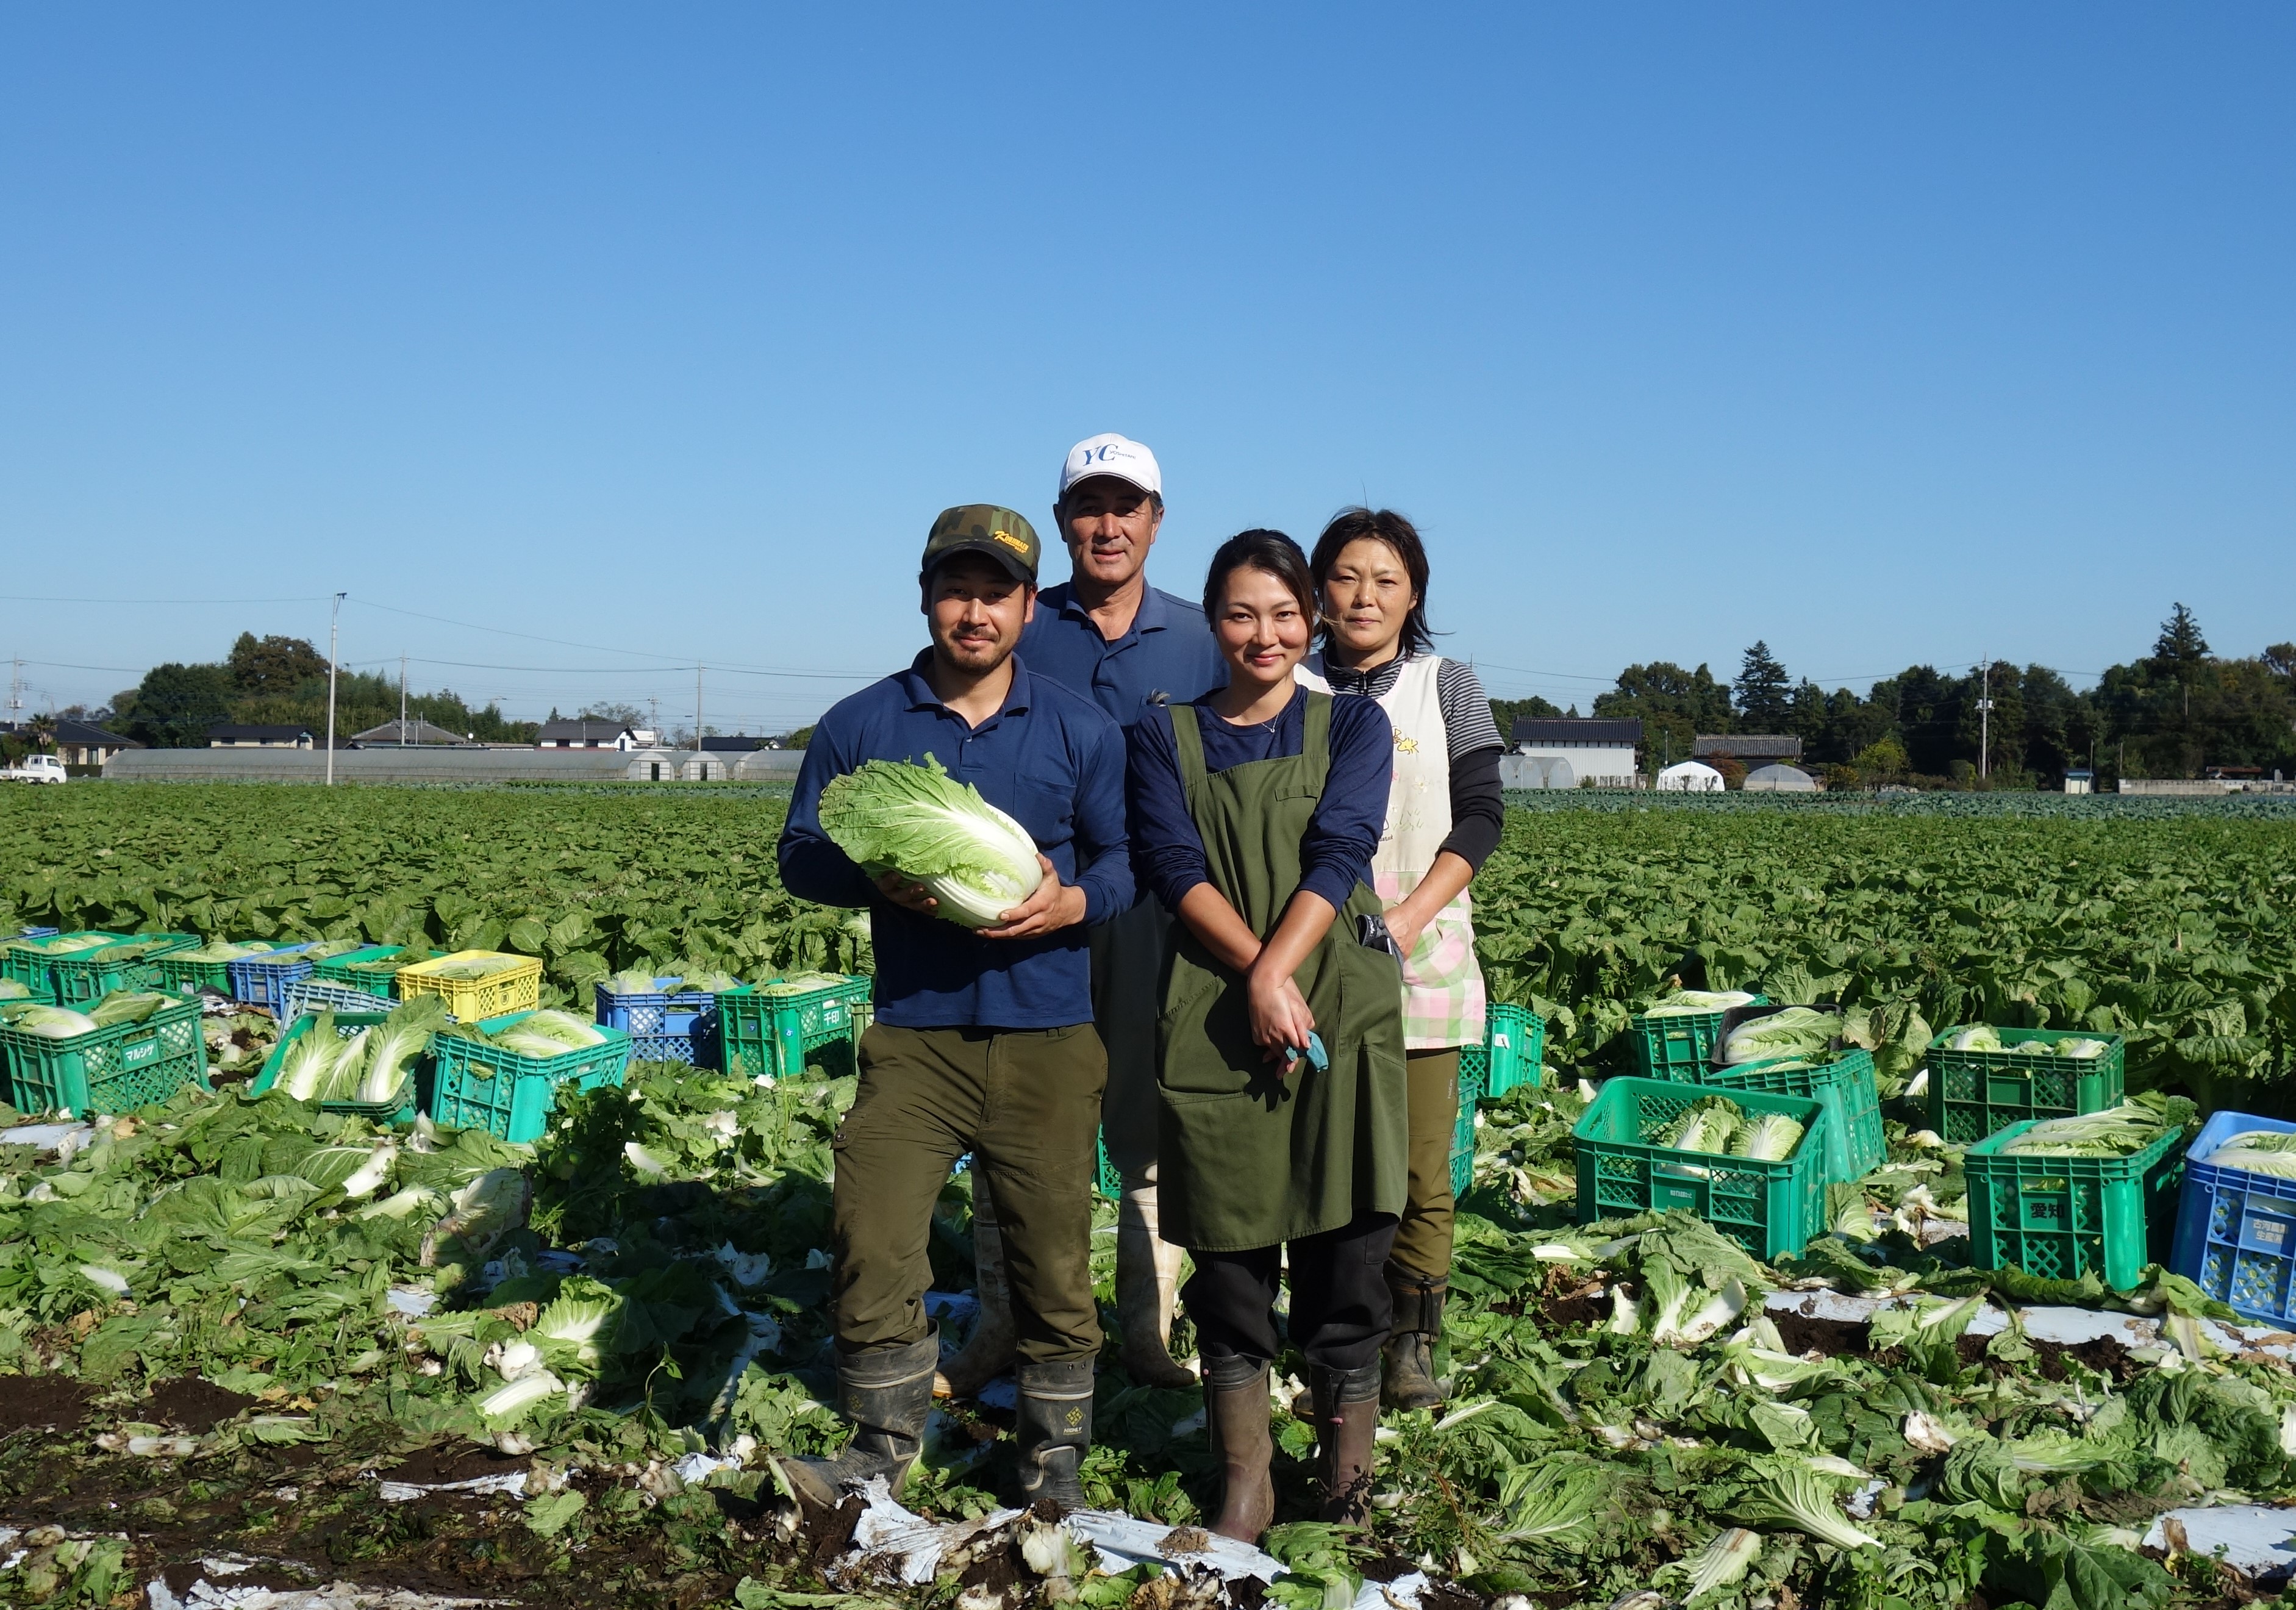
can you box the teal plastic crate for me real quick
[1,931,131,1002]
[0,996,207,1116]
[249,1010,424,1125]
[1572,1076,1831,1260]
[1450,1057,1484,1200]
[1929,1026,2126,1146]
[54,934,201,1006]
[1966,1116,2185,1292]
[311,944,431,999]
[427,1011,632,1142]
[721,975,872,1079]
[1701,1047,1884,1187]
[1464,1002,1545,1099]
[1628,993,1773,1078]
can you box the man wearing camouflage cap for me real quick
[778,504,1132,1511]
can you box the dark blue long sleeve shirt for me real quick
[1018,582,1229,732]
[778,653,1131,1030]
[1125,685,1392,918]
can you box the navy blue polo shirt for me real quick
[1020,582,1228,732]
[778,652,1132,1030]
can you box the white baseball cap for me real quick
[1058,433,1162,499]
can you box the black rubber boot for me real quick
[1309,1361,1382,1525]
[1014,1358,1095,1511]
[1381,1276,1447,1412]
[1203,1354,1275,1544]
[785,1330,939,1506]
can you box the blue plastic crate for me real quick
[227,943,317,1010]
[2170,1109,2296,1326]
[593,978,749,1067]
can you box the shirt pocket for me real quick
[1003,776,1077,853]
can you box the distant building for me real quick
[207,724,313,750]
[2064,768,2095,796]
[1694,734,1804,764]
[1509,718,1642,787]
[18,720,140,768]
[351,718,474,747]
[536,720,642,751]
[698,735,767,754]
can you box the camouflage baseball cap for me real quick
[920,504,1040,585]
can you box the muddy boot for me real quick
[1381,1275,1447,1412]
[1014,1358,1096,1511]
[1309,1362,1381,1526]
[1117,1172,1196,1389]
[786,1331,939,1506]
[1203,1354,1275,1544]
[935,1184,1017,1398]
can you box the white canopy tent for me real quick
[1656,760,1724,792]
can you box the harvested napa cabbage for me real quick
[273,996,447,1104]
[277,1010,346,1100]
[1947,1025,2004,1053]
[677,969,741,993]
[2,1003,99,1038]
[1722,1007,1842,1065]
[760,972,851,996]
[440,1007,609,1065]
[5,934,113,956]
[2200,1129,2296,1180]
[0,979,32,1000]
[1641,989,1758,1018]
[176,939,281,963]
[2054,1037,2110,1058]
[1729,1111,1807,1161]
[2001,1092,2195,1157]
[418,953,532,981]
[87,991,174,1028]
[512,1009,606,1048]
[1656,1094,1745,1155]
[603,968,666,995]
[817,755,1043,928]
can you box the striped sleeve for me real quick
[1436,659,1504,761]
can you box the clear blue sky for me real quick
[4,5,2290,732]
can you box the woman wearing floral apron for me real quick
[1128,530,1409,1539]
[1300,508,1505,1411]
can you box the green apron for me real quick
[1155,692,1410,1253]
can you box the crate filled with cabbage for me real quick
[427,1007,634,1142]
[1965,1092,2194,1291]
[594,966,749,1065]
[0,989,207,1115]
[720,972,873,1081]
[1573,1076,1831,1259]
[251,998,445,1122]
[2169,1111,2296,1325]
[1928,1023,2125,1144]
[1625,988,1771,1077]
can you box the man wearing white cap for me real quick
[936,434,1225,1396]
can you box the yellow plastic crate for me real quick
[393,950,543,1020]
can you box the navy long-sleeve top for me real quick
[1126,685,1392,917]
[778,653,1132,1030]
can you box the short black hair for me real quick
[1203,529,1314,621]
[1309,507,1433,657]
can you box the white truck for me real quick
[1,754,68,784]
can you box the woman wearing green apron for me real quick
[1126,530,1409,1540]
[1299,508,1505,1412]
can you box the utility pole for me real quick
[399,653,408,745]
[7,657,20,730]
[1975,659,1994,782]
[325,592,346,785]
[695,665,705,772]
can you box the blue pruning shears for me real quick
[1284,1032,1330,1073]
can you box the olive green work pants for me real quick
[1386,1046,1460,1287]
[829,1020,1107,1365]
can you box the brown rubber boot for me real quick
[1380,1275,1447,1412]
[1309,1361,1381,1525]
[1202,1354,1275,1543]
[1014,1358,1096,1512]
[935,1184,1016,1398]
[786,1331,940,1506]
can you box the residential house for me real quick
[207,724,314,750]
[536,720,642,751]
[1508,717,1643,787]
[351,718,475,747]
[54,720,138,768]
[1693,734,1804,764]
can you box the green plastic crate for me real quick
[1573,1076,1831,1260]
[1929,1027,2126,1146]
[1701,1048,1884,1187]
[154,941,293,998]
[1096,1128,1121,1197]
[0,996,207,1116]
[1628,993,1773,1078]
[249,1010,423,1125]
[721,975,872,1079]
[1,931,132,1002]
[1450,1058,1485,1200]
[52,934,201,1006]
[1465,1002,1545,1099]
[1965,1117,2186,1292]
[427,1010,632,1142]
[312,945,430,999]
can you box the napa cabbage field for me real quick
[0,784,2293,1610]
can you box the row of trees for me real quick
[1489,606,2295,787]
[98,634,538,748]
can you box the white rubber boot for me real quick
[935,1180,1017,1398]
[1117,1171,1196,1389]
